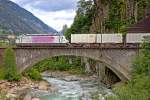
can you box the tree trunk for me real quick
[134,2,138,22]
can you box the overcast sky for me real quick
[10,0,79,31]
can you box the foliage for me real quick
[91,91,101,100]
[24,68,42,80]
[24,56,86,80]
[68,66,86,75]
[136,0,150,20]
[106,37,150,100]
[65,0,149,36]
[65,0,95,39]
[65,0,150,36]
[33,57,72,72]
[104,0,129,33]
[133,36,150,76]
[32,56,84,73]
[0,40,9,47]
[3,48,21,81]
[0,69,4,80]
[104,0,149,33]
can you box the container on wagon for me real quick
[71,34,97,43]
[100,34,122,43]
[71,34,122,43]
[126,33,150,43]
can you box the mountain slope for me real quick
[0,0,57,35]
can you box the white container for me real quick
[71,34,96,43]
[126,33,150,43]
[97,34,122,43]
[71,34,123,43]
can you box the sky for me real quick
[10,0,79,31]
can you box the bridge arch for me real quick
[15,48,138,81]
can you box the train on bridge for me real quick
[15,33,150,47]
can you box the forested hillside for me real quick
[90,0,150,33]
[65,0,150,39]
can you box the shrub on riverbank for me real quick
[24,56,86,80]
[3,48,21,81]
[24,68,42,80]
[35,56,85,75]
[106,37,150,100]
[0,41,9,47]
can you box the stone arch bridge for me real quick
[0,44,139,82]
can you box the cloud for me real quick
[30,9,76,31]
[10,0,79,31]
[10,0,78,11]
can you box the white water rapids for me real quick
[39,77,113,100]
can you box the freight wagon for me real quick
[71,34,123,43]
[71,33,150,44]
[126,33,150,43]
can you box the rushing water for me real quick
[39,77,113,100]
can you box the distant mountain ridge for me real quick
[0,0,57,35]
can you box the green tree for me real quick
[65,0,94,39]
[3,48,21,81]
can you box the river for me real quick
[38,76,113,100]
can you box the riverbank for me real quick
[0,71,114,100]
[0,77,56,100]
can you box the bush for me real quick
[0,65,5,80]
[32,56,72,72]
[3,48,21,81]
[25,68,42,80]
[24,56,86,80]
[106,37,150,100]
